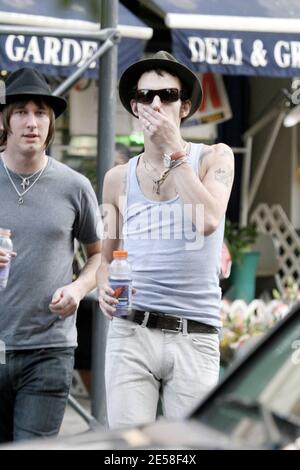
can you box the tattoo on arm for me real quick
[214,166,233,187]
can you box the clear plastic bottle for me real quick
[0,228,13,290]
[109,250,132,317]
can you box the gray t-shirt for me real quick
[0,157,100,350]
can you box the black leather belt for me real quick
[126,309,218,334]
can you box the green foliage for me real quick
[225,219,258,263]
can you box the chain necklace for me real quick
[1,156,48,205]
[142,156,159,175]
[141,142,189,195]
[18,167,45,190]
[142,155,170,195]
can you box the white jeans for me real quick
[105,317,220,430]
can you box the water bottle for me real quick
[109,250,132,317]
[0,228,13,290]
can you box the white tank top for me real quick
[123,143,224,327]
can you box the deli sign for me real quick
[172,29,300,77]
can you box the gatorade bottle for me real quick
[109,250,132,317]
[0,228,13,290]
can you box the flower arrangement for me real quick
[220,297,291,366]
[272,276,300,305]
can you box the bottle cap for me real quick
[0,228,11,237]
[113,250,128,258]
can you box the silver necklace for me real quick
[18,167,45,190]
[142,155,170,195]
[141,142,189,195]
[1,157,48,205]
[143,156,160,176]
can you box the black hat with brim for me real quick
[0,67,67,118]
[119,51,202,118]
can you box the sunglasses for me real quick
[135,88,186,104]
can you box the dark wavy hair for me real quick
[0,98,55,150]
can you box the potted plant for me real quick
[224,220,260,302]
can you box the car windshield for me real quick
[192,306,300,449]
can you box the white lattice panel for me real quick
[251,204,300,292]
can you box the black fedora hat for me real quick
[0,67,67,118]
[119,51,202,118]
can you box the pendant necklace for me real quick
[142,155,170,195]
[18,166,45,190]
[141,142,189,195]
[1,156,48,205]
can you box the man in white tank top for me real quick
[97,51,234,429]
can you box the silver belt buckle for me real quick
[162,317,183,334]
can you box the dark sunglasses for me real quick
[135,88,186,104]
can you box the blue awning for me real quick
[144,0,300,77]
[0,1,153,79]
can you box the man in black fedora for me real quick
[97,51,234,429]
[0,68,101,443]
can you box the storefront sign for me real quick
[172,30,300,77]
[5,35,99,69]
[0,33,144,79]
